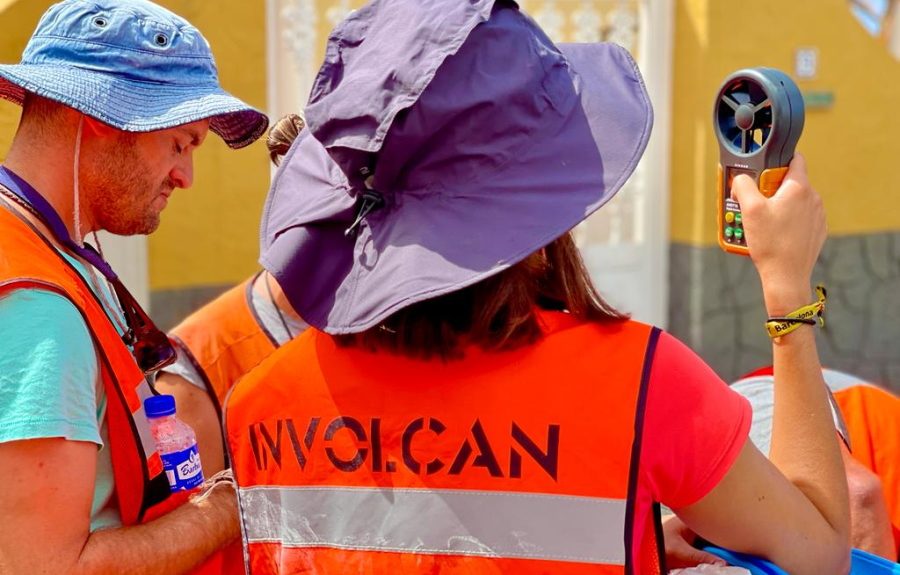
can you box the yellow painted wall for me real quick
[0,1,57,153]
[672,1,900,245]
[149,0,269,291]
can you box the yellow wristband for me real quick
[765,285,827,339]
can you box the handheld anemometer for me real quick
[714,68,805,255]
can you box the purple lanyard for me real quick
[0,165,119,280]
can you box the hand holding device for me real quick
[714,68,805,256]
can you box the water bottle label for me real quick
[160,445,204,491]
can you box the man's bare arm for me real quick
[155,371,226,477]
[0,438,238,575]
[843,447,897,561]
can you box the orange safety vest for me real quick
[170,271,278,413]
[0,205,229,574]
[225,311,665,574]
[169,272,280,574]
[832,384,900,548]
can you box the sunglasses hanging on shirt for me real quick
[0,165,176,375]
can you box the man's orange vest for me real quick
[225,311,665,574]
[832,384,900,549]
[170,272,278,413]
[0,205,229,574]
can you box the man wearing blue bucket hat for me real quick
[0,0,266,573]
[223,1,849,574]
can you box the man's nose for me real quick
[170,156,194,189]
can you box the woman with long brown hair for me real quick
[224,1,849,574]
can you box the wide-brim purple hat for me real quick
[0,0,267,149]
[260,0,653,334]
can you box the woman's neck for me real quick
[255,271,304,322]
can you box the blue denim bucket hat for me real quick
[260,0,653,334]
[0,0,268,148]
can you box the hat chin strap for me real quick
[73,115,84,247]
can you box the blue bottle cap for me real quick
[144,394,176,418]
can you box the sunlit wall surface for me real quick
[670,1,900,390]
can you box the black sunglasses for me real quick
[110,278,177,375]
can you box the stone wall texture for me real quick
[669,233,900,394]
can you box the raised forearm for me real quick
[767,289,850,543]
[72,487,239,575]
[708,157,850,574]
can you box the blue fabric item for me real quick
[702,546,787,575]
[702,546,900,575]
[0,0,267,148]
[850,549,900,575]
[261,0,653,334]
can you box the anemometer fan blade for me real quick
[722,94,740,110]
[752,98,771,113]
[719,78,773,154]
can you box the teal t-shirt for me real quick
[0,251,124,531]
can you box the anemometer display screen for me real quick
[726,168,755,199]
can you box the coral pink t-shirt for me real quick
[633,331,752,571]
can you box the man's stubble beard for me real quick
[84,146,165,236]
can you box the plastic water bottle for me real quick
[144,394,204,492]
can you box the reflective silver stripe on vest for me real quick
[239,486,627,565]
[134,379,160,458]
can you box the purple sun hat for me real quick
[260,0,653,334]
[0,0,268,148]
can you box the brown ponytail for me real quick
[266,113,305,166]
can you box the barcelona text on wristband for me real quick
[765,285,827,339]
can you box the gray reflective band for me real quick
[239,486,627,565]
[134,380,159,457]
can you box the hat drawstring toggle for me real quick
[345,190,385,237]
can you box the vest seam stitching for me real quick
[239,484,629,502]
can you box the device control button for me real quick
[734,228,744,240]
[725,226,734,238]
[734,213,743,224]
[725,212,735,223]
